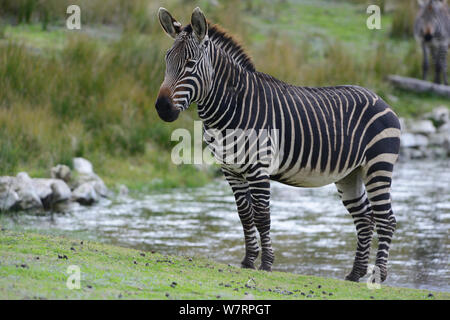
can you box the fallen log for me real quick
[387,75,450,99]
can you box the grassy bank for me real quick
[0,229,448,300]
[0,0,448,191]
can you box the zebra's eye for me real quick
[185,60,196,68]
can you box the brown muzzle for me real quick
[423,25,434,42]
[155,87,180,122]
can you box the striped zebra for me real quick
[156,7,401,282]
[414,0,450,85]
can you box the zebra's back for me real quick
[269,84,401,187]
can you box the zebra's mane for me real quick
[183,22,256,72]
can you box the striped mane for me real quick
[207,23,255,72]
[182,22,255,72]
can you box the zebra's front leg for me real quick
[223,170,260,269]
[431,45,443,84]
[422,42,429,81]
[247,174,274,271]
[439,44,448,86]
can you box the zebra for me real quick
[156,7,401,282]
[414,0,450,85]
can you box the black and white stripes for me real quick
[156,7,401,282]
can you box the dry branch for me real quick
[387,75,450,99]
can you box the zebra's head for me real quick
[417,0,448,41]
[418,0,447,9]
[156,7,213,122]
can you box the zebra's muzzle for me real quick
[155,91,181,122]
[423,33,433,42]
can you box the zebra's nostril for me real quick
[424,33,433,41]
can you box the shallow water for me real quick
[2,160,449,292]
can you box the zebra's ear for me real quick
[191,7,208,43]
[417,0,427,7]
[158,7,182,39]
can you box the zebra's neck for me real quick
[197,42,253,129]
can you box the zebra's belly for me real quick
[272,167,356,188]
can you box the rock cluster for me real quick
[0,158,109,212]
[399,106,450,160]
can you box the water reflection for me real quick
[2,160,449,292]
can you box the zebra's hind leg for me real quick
[222,169,260,269]
[336,169,374,282]
[362,155,398,282]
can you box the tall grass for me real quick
[254,33,406,90]
[390,0,418,39]
[0,32,191,175]
[0,0,189,32]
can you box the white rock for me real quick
[16,188,42,210]
[409,148,427,159]
[438,122,450,134]
[90,179,108,197]
[73,157,94,175]
[401,133,429,148]
[118,184,129,197]
[16,172,33,183]
[0,189,19,211]
[0,177,19,211]
[425,106,450,127]
[31,179,53,201]
[33,179,72,203]
[71,158,108,198]
[50,179,72,202]
[429,132,449,146]
[72,183,99,205]
[72,173,108,197]
[14,172,42,210]
[406,119,436,135]
[51,164,71,183]
[0,176,15,191]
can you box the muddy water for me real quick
[2,160,449,292]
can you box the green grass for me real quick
[0,229,448,300]
[3,23,67,49]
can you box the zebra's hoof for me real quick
[375,265,387,283]
[241,260,256,269]
[258,264,272,272]
[345,272,361,282]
